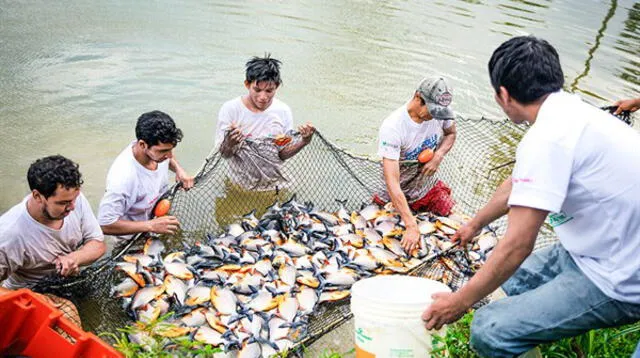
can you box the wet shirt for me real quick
[215,97,294,191]
[377,103,453,202]
[509,91,640,303]
[0,193,103,289]
[215,97,293,147]
[98,141,169,242]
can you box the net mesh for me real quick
[172,116,557,248]
[36,115,567,350]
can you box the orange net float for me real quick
[153,199,172,217]
[417,148,434,163]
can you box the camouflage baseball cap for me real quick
[417,76,454,120]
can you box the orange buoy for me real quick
[417,148,435,163]
[154,199,171,217]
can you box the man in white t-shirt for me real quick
[0,156,105,314]
[98,110,194,243]
[422,36,640,357]
[377,76,457,253]
[215,55,315,190]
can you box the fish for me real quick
[164,262,195,280]
[185,285,211,306]
[164,275,187,306]
[248,290,280,312]
[111,277,139,298]
[319,290,350,303]
[194,325,225,346]
[143,238,165,257]
[360,204,381,221]
[130,285,165,312]
[113,194,497,356]
[210,287,238,315]
[277,293,299,322]
[297,285,318,314]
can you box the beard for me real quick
[42,204,68,221]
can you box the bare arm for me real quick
[219,126,245,159]
[421,123,457,176]
[435,123,456,160]
[279,123,315,160]
[383,158,420,252]
[53,240,107,277]
[169,157,194,189]
[453,176,512,246]
[614,98,640,114]
[423,206,548,329]
[101,216,180,236]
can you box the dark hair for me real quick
[135,110,183,147]
[245,54,282,86]
[27,155,83,198]
[488,36,564,104]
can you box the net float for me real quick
[417,148,435,163]
[154,198,171,217]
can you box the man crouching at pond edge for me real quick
[0,155,106,327]
[377,76,457,254]
[422,35,640,357]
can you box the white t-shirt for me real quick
[0,193,103,289]
[377,103,454,202]
[509,91,640,303]
[98,141,169,242]
[215,97,294,147]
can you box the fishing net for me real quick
[33,109,634,353]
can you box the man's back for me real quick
[512,91,640,302]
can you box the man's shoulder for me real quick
[0,200,32,247]
[268,98,292,114]
[221,96,243,110]
[379,106,407,133]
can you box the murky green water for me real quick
[1,0,638,213]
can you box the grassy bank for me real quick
[432,312,640,358]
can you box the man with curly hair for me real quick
[0,155,105,290]
[98,110,194,243]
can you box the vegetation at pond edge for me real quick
[431,312,640,358]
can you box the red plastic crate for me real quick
[0,289,122,357]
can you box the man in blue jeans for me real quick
[421,36,640,357]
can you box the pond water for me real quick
[1,0,638,213]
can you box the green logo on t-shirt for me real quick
[549,211,573,227]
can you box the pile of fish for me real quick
[111,197,498,356]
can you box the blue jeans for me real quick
[470,243,640,357]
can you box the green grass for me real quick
[431,312,640,357]
[99,313,222,358]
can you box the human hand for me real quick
[401,225,421,253]
[147,216,180,235]
[420,154,442,177]
[451,221,481,247]
[298,122,315,143]
[422,291,469,330]
[614,98,640,115]
[175,168,194,190]
[225,123,245,147]
[53,253,80,277]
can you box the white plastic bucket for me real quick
[351,275,451,358]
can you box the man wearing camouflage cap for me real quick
[377,76,457,253]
